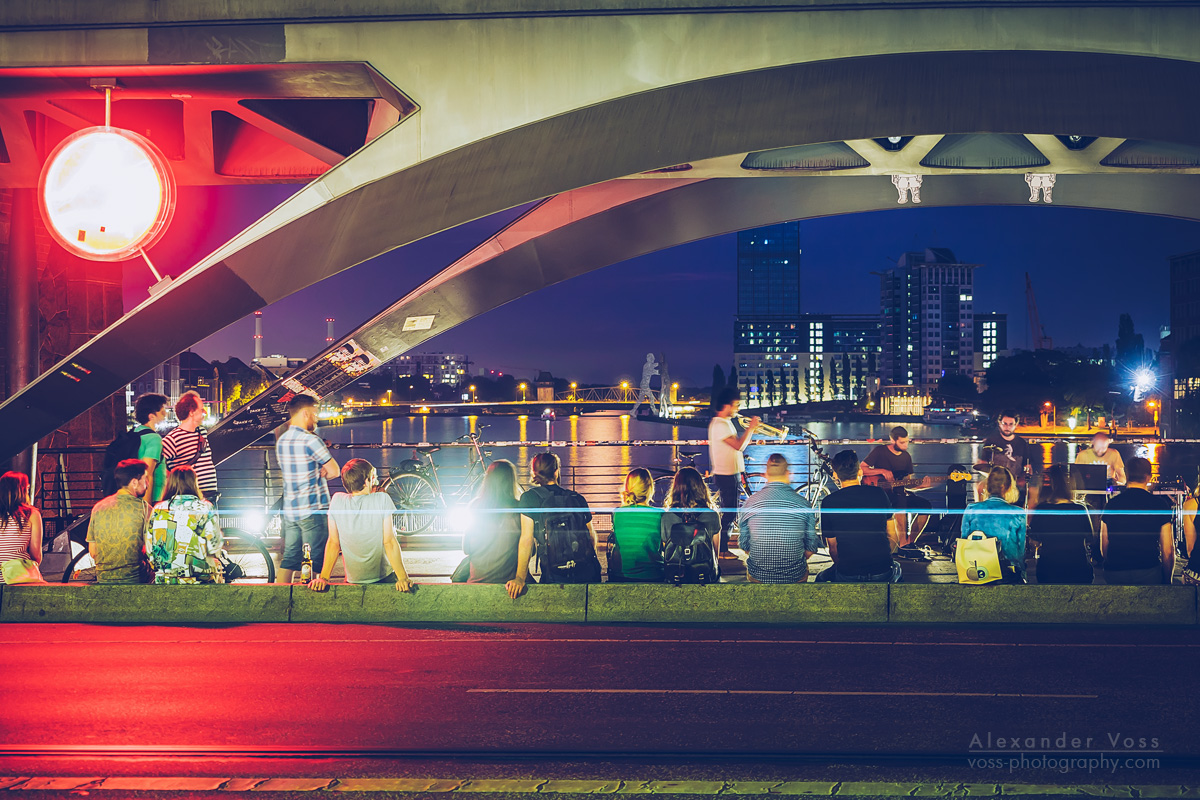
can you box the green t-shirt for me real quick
[135,425,166,503]
[87,491,149,584]
[611,505,665,581]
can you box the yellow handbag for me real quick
[2,557,45,585]
[955,532,1003,585]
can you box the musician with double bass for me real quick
[860,426,932,547]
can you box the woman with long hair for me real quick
[148,465,224,582]
[609,468,664,582]
[1028,464,1094,584]
[0,471,43,583]
[960,466,1028,584]
[464,459,531,588]
[659,467,721,583]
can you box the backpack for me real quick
[663,512,718,585]
[531,486,599,581]
[100,428,153,496]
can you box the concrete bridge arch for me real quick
[4,3,1200,456]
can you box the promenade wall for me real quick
[1,583,1195,626]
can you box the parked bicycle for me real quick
[383,427,493,534]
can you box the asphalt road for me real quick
[2,622,1197,766]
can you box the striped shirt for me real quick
[275,425,333,520]
[0,514,33,583]
[161,427,218,496]
[736,482,816,583]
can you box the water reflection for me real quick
[221,415,1193,510]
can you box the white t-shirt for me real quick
[328,492,396,584]
[708,415,744,476]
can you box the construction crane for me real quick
[1025,272,1053,350]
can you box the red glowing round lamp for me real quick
[38,126,176,262]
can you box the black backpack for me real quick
[663,512,718,585]
[531,486,599,581]
[100,428,153,496]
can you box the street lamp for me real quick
[468,385,476,403]
[620,381,630,402]
[570,382,577,401]
[1147,399,1160,432]
[386,389,392,405]
[519,382,528,402]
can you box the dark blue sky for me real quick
[126,184,1200,387]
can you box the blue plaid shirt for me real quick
[276,425,333,520]
[737,482,817,583]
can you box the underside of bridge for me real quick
[2,2,1200,459]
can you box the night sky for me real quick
[126,184,1200,388]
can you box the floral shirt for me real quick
[148,495,224,583]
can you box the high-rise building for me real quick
[1170,249,1200,346]
[973,312,1008,373]
[736,222,800,320]
[880,248,980,390]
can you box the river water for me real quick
[218,412,1177,512]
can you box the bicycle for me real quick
[382,427,493,535]
[794,428,836,509]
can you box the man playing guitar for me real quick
[861,426,932,547]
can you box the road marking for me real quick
[466,689,1097,698]
[6,637,1199,648]
[2,778,1190,794]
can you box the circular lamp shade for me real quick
[38,126,176,261]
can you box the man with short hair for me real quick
[861,426,932,547]
[708,387,760,564]
[133,393,169,502]
[162,390,218,499]
[275,394,339,585]
[816,450,902,583]
[87,459,150,584]
[736,453,816,583]
[1100,457,1174,585]
[976,410,1037,504]
[1075,431,1126,486]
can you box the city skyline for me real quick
[133,184,1200,387]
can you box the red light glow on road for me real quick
[38,126,176,261]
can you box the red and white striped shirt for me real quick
[0,514,33,583]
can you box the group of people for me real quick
[2,388,1195,591]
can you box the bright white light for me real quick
[243,511,266,534]
[1068,416,1078,430]
[39,127,175,261]
[887,136,903,144]
[446,506,474,532]
[1134,369,1155,393]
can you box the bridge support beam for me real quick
[6,188,37,479]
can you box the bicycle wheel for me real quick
[387,473,439,534]
[796,481,832,545]
[222,530,276,584]
[61,544,96,583]
[653,474,677,505]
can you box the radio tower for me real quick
[253,311,263,362]
[325,318,335,346]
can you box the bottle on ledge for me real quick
[300,543,313,583]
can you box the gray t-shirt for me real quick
[328,491,396,584]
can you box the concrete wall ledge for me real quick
[0,584,292,623]
[889,584,1198,626]
[586,583,888,624]
[0,584,1194,625]
[290,583,587,623]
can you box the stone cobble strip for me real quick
[3,777,1197,795]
